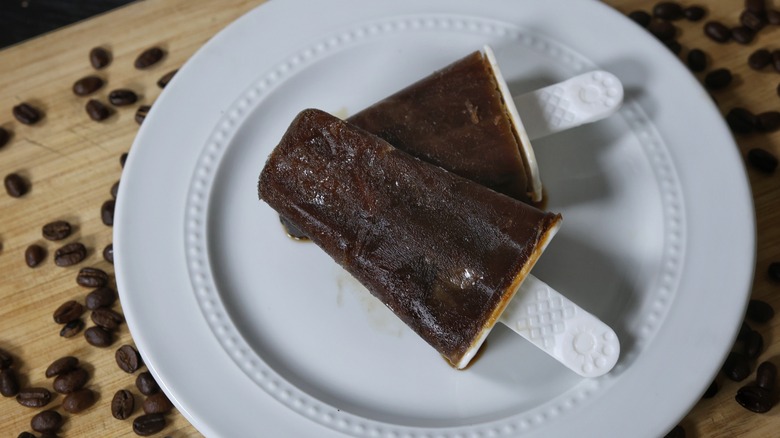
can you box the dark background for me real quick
[0,0,136,49]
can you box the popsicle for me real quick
[259,109,618,373]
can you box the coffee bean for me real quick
[53,300,84,324]
[0,126,10,148]
[143,391,173,414]
[63,387,96,413]
[53,367,89,393]
[31,409,62,433]
[85,99,111,121]
[663,39,682,55]
[133,413,166,436]
[653,2,683,20]
[648,20,677,40]
[757,111,780,132]
[731,26,755,45]
[745,0,766,13]
[704,21,731,42]
[72,75,104,96]
[53,242,87,267]
[0,369,20,397]
[741,10,767,31]
[628,10,652,27]
[686,48,707,72]
[103,243,114,264]
[744,330,764,359]
[773,50,780,73]
[769,262,780,282]
[704,68,732,90]
[134,47,164,69]
[45,356,79,378]
[683,6,706,21]
[25,244,46,268]
[85,286,116,310]
[42,220,72,241]
[13,103,43,125]
[76,267,109,288]
[110,180,119,199]
[723,352,751,381]
[59,319,84,338]
[101,199,115,226]
[157,69,177,88]
[747,300,775,323]
[135,105,150,125]
[120,152,128,168]
[5,173,29,197]
[726,107,757,134]
[768,9,780,25]
[756,361,777,390]
[17,432,35,438]
[84,326,113,347]
[90,47,111,69]
[749,49,772,70]
[136,371,159,395]
[111,389,135,419]
[0,348,13,369]
[116,345,143,373]
[108,89,138,106]
[663,424,685,438]
[736,385,774,413]
[702,380,719,398]
[747,148,778,174]
[91,308,124,331]
[16,387,52,408]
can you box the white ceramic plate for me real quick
[114,1,755,437]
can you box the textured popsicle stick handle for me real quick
[515,70,624,141]
[499,274,620,377]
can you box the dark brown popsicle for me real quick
[258,109,561,368]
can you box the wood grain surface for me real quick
[0,1,778,437]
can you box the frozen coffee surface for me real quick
[258,109,561,367]
[348,51,531,202]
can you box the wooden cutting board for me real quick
[0,0,777,437]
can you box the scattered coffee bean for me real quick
[726,107,757,134]
[723,352,751,381]
[756,361,777,390]
[90,47,111,69]
[769,262,780,282]
[773,50,780,73]
[703,380,719,398]
[704,68,732,90]
[133,413,166,436]
[116,345,143,373]
[53,242,87,267]
[663,39,682,54]
[135,47,165,69]
[59,319,84,338]
[45,356,79,378]
[135,105,150,125]
[747,148,778,174]
[101,199,115,226]
[0,369,20,397]
[757,111,780,132]
[744,330,764,359]
[76,267,109,288]
[136,371,159,395]
[84,326,113,347]
[120,152,128,168]
[745,0,766,13]
[111,180,119,199]
[25,244,46,268]
[108,89,138,106]
[16,387,52,408]
[143,391,173,414]
[30,410,62,433]
[85,286,116,310]
[42,220,72,241]
[704,21,732,42]
[0,126,10,148]
[747,299,775,323]
[85,99,111,121]
[648,20,677,40]
[736,384,774,413]
[768,9,780,25]
[91,308,124,331]
[731,26,755,45]
[157,69,177,88]
[5,173,29,197]
[748,49,772,70]
[0,348,13,369]
[17,432,35,438]
[72,75,104,96]
[628,10,652,27]
[683,6,706,21]
[111,389,135,419]
[53,367,89,393]
[103,243,114,264]
[687,48,707,72]
[663,424,685,438]
[63,387,96,413]
[743,10,766,31]
[13,103,43,125]
[53,300,84,324]
[653,2,684,20]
